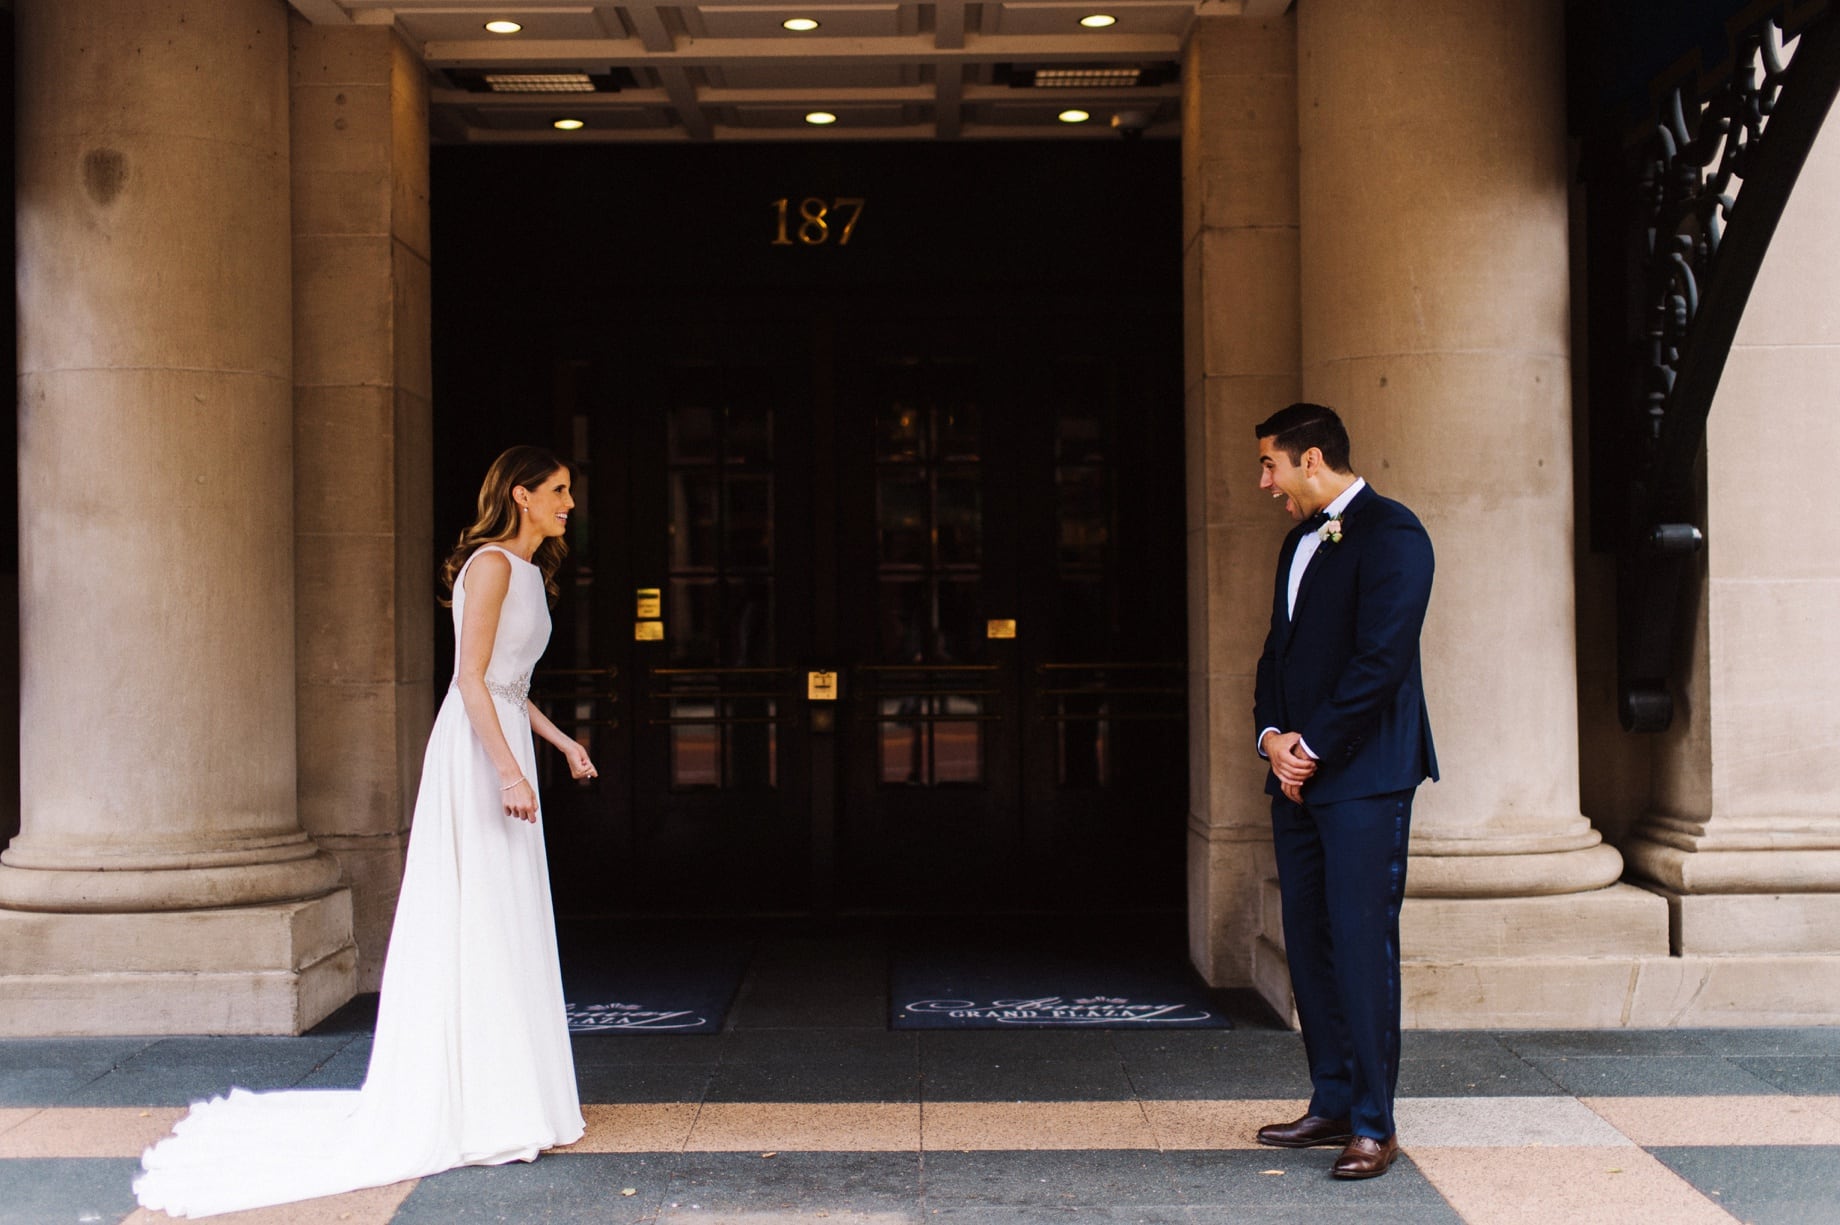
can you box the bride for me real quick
[136,446,594,1218]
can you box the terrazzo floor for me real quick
[3,930,1837,1224]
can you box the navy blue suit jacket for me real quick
[1254,483,1438,805]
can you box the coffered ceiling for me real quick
[286,0,1292,142]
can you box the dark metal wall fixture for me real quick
[1581,0,1840,732]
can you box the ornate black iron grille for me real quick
[1594,1,1840,731]
[1640,21,1797,455]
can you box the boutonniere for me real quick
[1318,516,1344,545]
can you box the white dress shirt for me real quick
[1286,478,1365,619]
[1259,478,1366,762]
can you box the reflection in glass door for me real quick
[613,358,814,911]
[838,355,1022,908]
[871,365,987,787]
[662,391,778,791]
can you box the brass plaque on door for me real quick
[807,670,838,701]
[635,588,661,618]
[987,619,1017,639]
[634,620,663,641]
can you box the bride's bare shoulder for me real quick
[461,546,514,595]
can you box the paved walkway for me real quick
[3,932,1838,1224]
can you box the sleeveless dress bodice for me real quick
[450,544,551,709]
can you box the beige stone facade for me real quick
[3,0,1836,1033]
[1617,82,1840,1019]
[1,0,354,1035]
[1181,13,1299,990]
[0,0,433,1032]
[290,17,435,993]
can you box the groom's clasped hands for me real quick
[1259,730,1317,804]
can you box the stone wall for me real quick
[1181,13,1301,989]
[290,16,435,991]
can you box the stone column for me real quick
[0,0,355,1035]
[1621,107,1840,1016]
[1286,0,1670,1024]
[290,15,435,992]
[1181,13,1302,988]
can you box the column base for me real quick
[0,891,357,1036]
[0,845,346,912]
[1646,886,1840,956]
[313,834,408,992]
[1405,842,1625,897]
[1625,835,1840,893]
[1187,819,1276,988]
[1250,933,1299,1028]
[1253,880,1703,1027]
[1403,952,1840,1027]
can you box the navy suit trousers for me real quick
[1270,788,1414,1140]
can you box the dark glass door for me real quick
[530,303,1185,916]
[431,138,1187,919]
[834,345,1023,909]
[539,327,819,913]
[622,355,815,909]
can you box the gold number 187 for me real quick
[771,197,865,246]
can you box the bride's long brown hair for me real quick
[439,445,569,607]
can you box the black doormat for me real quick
[889,918,1233,1030]
[559,922,753,1034]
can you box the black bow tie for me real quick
[1304,510,1332,530]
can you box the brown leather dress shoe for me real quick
[1255,1113,1355,1149]
[1331,1134,1399,1179]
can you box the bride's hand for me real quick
[563,741,597,781]
[502,778,538,823]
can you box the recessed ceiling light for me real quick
[805,111,838,125]
[484,20,523,34]
[1080,14,1117,28]
[553,118,585,131]
[783,17,821,31]
[1059,109,1091,123]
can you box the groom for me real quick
[1249,403,1436,1180]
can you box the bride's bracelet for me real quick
[500,777,526,791]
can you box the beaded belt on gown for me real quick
[450,674,531,712]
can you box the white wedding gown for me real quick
[135,544,585,1218]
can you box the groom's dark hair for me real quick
[1255,402,1352,472]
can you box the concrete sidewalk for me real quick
[3,931,1838,1223]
